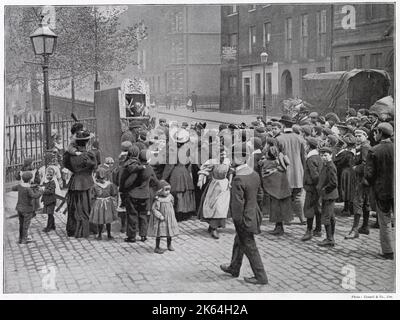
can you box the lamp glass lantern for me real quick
[29,20,57,56]
[260,51,269,64]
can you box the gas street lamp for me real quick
[30,16,57,165]
[260,51,268,122]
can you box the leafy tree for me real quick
[5,5,147,112]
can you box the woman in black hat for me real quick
[64,129,97,238]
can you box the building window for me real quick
[285,18,292,60]
[158,76,161,92]
[339,56,350,71]
[255,73,261,96]
[248,4,256,12]
[299,68,308,95]
[300,14,308,58]
[228,5,237,15]
[249,26,256,54]
[370,53,382,68]
[229,33,238,47]
[263,22,271,48]
[316,66,325,73]
[173,12,182,32]
[354,54,365,69]
[366,4,381,20]
[317,10,327,57]
[228,76,237,94]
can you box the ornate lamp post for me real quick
[30,16,57,165]
[260,51,269,122]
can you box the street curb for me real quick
[157,110,231,125]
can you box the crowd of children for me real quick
[11,105,394,260]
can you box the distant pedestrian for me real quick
[12,171,43,244]
[317,147,339,247]
[148,180,179,254]
[190,91,198,112]
[89,167,118,240]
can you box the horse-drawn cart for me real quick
[95,78,156,162]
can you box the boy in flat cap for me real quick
[12,172,43,243]
[317,147,339,247]
[301,137,323,241]
[345,127,371,239]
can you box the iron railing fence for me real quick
[4,113,96,182]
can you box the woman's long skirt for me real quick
[197,182,226,229]
[66,189,92,238]
[340,167,356,202]
[264,193,293,223]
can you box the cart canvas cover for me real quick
[302,69,390,114]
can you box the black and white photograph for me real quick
[1,1,397,298]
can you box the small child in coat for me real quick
[301,137,323,241]
[317,147,339,247]
[12,171,43,244]
[147,180,179,254]
[42,167,57,232]
[89,167,118,240]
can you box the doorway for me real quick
[281,70,293,98]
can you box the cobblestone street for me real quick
[3,191,395,294]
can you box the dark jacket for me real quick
[353,141,371,183]
[128,165,159,199]
[303,151,322,191]
[317,161,339,200]
[12,184,42,213]
[119,158,145,193]
[365,139,393,201]
[230,165,263,234]
[41,180,56,206]
[64,149,97,191]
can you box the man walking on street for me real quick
[220,143,268,285]
[365,123,394,260]
[191,91,198,112]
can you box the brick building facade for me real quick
[332,3,394,93]
[119,5,221,104]
[220,4,333,113]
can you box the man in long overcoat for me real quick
[220,143,268,285]
[276,115,306,224]
[365,123,394,260]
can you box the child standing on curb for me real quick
[147,180,179,254]
[12,172,43,244]
[42,167,57,232]
[317,147,339,247]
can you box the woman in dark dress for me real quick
[162,129,196,221]
[64,130,97,238]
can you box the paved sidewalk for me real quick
[155,106,268,126]
[3,190,395,294]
